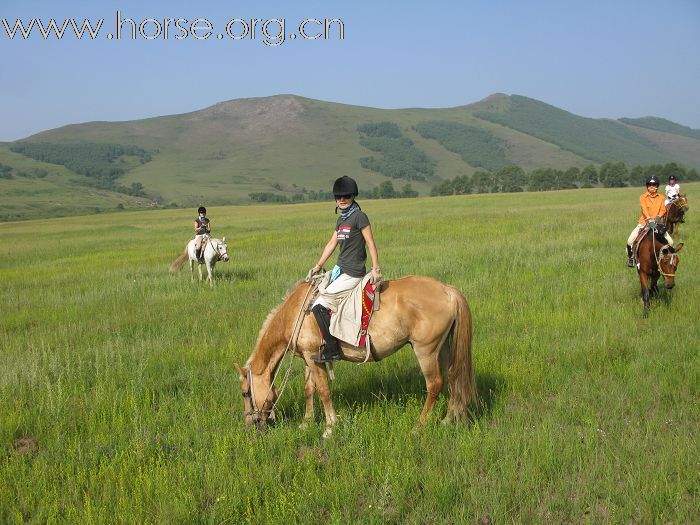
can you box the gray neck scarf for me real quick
[339,202,359,220]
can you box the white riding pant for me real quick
[194,234,208,250]
[312,273,361,311]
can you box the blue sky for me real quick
[1,0,698,141]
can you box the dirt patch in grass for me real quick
[14,436,39,455]
[296,446,328,464]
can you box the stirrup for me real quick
[311,343,342,363]
[311,351,342,363]
[627,257,635,268]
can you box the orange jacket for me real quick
[638,191,666,225]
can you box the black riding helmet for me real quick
[198,206,207,215]
[668,175,678,182]
[645,176,660,187]
[333,176,359,196]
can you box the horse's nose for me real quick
[665,282,675,289]
[224,256,230,261]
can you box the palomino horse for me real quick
[664,194,689,237]
[235,276,476,438]
[169,236,230,286]
[635,228,684,317]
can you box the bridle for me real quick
[211,240,228,261]
[242,367,275,423]
[241,277,321,425]
[650,231,677,279]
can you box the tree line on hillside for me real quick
[430,161,699,196]
[249,181,419,204]
[0,162,14,179]
[0,161,51,180]
[357,122,434,181]
[414,120,509,172]
[10,142,151,197]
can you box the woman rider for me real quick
[193,206,211,263]
[306,176,381,362]
[664,175,681,206]
[626,176,673,267]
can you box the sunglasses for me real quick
[335,194,352,200]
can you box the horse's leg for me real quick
[198,262,203,282]
[189,259,194,279]
[207,261,214,287]
[299,364,315,429]
[308,361,337,438]
[639,271,650,317]
[650,272,660,298]
[414,343,444,426]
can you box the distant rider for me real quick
[193,206,211,263]
[626,176,673,267]
[306,176,381,362]
[664,175,681,206]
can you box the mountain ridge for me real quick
[2,93,699,220]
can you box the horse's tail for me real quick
[442,286,477,422]
[169,248,189,272]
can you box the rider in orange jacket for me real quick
[626,176,673,267]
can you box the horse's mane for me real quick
[246,280,306,370]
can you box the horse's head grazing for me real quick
[216,237,230,262]
[659,243,684,289]
[235,363,276,430]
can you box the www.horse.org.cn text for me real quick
[1,12,345,46]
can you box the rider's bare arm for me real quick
[361,225,380,272]
[314,231,339,271]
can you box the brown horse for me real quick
[635,228,684,317]
[664,194,689,237]
[235,276,476,437]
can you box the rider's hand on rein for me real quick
[305,266,321,282]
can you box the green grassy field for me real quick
[1,186,698,523]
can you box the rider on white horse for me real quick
[194,206,211,263]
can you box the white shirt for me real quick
[665,183,680,205]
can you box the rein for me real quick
[243,278,321,421]
[201,239,226,263]
[650,229,676,279]
[212,240,224,261]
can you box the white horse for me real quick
[169,236,230,286]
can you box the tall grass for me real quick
[1,185,698,523]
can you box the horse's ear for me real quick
[222,237,226,243]
[234,362,245,379]
[674,243,684,253]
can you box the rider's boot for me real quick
[196,248,204,264]
[626,245,634,267]
[310,304,342,363]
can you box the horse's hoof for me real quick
[322,428,333,439]
[299,421,310,430]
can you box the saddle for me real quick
[631,225,668,262]
[305,275,382,363]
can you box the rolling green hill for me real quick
[2,93,699,220]
[473,95,668,165]
[619,116,700,140]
